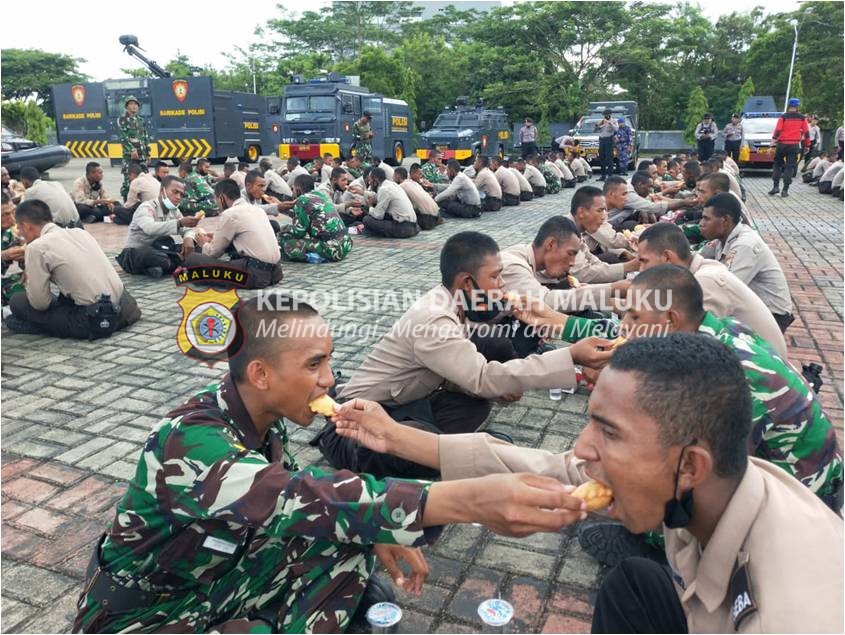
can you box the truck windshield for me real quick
[285,96,336,121]
[459,114,479,126]
[574,117,632,134]
[741,118,778,135]
[433,113,459,128]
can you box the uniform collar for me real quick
[723,222,745,247]
[218,375,265,450]
[524,243,539,274]
[687,460,763,612]
[688,253,704,274]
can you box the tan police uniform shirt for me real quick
[494,166,521,196]
[509,167,533,193]
[24,223,124,310]
[285,165,310,187]
[125,173,161,208]
[689,254,788,360]
[438,435,844,634]
[473,167,503,200]
[201,199,280,264]
[22,180,79,226]
[554,159,575,180]
[500,243,614,312]
[713,224,793,317]
[570,237,627,283]
[70,177,112,206]
[337,284,579,406]
[263,169,293,198]
[585,222,632,256]
[229,170,247,190]
[399,180,439,218]
[434,172,481,207]
[125,199,196,249]
[523,164,546,188]
[370,180,417,224]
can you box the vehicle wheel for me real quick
[246,145,260,163]
[393,142,404,164]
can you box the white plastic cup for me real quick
[478,598,514,633]
[366,601,402,634]
[549,388,563,400]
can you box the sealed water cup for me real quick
[478,598,514,632]
[549,388,563,400]
[366,601,402,634]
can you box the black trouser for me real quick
[724,139,741,163]
[113,202,138,225]
[502,193,520,206]
[521,142,538,159]
[76,204,110,223]
[592,558,687,634]
[772,143,800,188]
[697,139,715,162]
[532,186,546,197]
[773,311,795,333]
[417,212,440,230]
[576,175,588,183]
[563,178,576,189]
[599,137,615,178]
[184,252,283,289]
[440,200,482,218]
[9,292,140,340]
[362,215,419,238]
[313,323,539,479]
[483,197,503,212]
[116,246,180,275]
[339,211,364,227]
[520,190,534,201]
[819,179,834,194]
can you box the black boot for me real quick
[768,183,780,195]
[781,187,789,197]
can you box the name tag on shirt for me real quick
[201,536,238,555]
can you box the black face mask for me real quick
[91,180,102,191]
[663,440,696,529]
[463,277,504,323]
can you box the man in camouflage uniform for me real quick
[73,296,584,633]
[614,118,634,175]
[178,161,218,216]
[534,156,561,194]
[422,150,448,185]
[1,194,25,305]
[350,111,373,162]
[117,96,151,201]
[279,174,352,262]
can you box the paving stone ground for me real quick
[1,161,841,633]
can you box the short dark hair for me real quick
[85,161,101,176]
[636,159,653,171]
[15,199,52,225]
[229,295,320,383]
[244,169,264,186]
[440,231,499,287]
[667,159,680,170]
[632,264,705,325]
[152,160,169,170]
[370,167,386,183]
[446,159,461,172]
[683,160,702,179]
[490,156,502,166]
[699,172,730,193]
[330,167,347,181]
[259,158,273,171]
[394,166,408,180]
[603,175,627,194]
[214,178,241,200]
[1,192,10,205]
[476,155,489,168]
[705,192,741,225]
[362,110,372,118]
[570,185,603,215]
[127,163,144,177]
[161,175,184,190]
[533,216,580,247]
[638,223,692,263]
[197,158,210,167]
[19,166,39,182]
[630,171,653,188]
[653,157,666,168]
[238,161,249,170]
[178,161,193,174]
[608,333,751,478]
[703,112,712,118]
[706,157,723,171]
[294,174,315,193]
[409,163,422,173]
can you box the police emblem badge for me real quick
[176,287,244,367]
[172,80,189,103]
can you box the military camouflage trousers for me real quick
[74,535,374,634]
[544,176,562,194]
[351,142,372,162]
[280,236,353,263]
[2,274,24,306]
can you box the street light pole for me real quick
[784,19,799,111]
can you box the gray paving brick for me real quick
[54,437,114,465]
[0,563,76,607]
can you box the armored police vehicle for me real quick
[279,74,415,164]
[417,98,513,163]
[571,101,639,169]
[52,36,281,165]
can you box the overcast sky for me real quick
[1,0,803,82]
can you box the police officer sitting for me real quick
[4,200,141,338]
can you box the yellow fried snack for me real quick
[503,292,520,305]
[195,210,206,220]
[572,480,614,512]
[610,336,627,349]
[308,394,338,417]
[566,274,580,288]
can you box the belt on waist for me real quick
[242,256,281,272]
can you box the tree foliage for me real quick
[1,100,54,145]
[684,87,709,145]
[1,49,88,118]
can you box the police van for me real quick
[417,98,513,163]
[737,97,781,171]
[571,101,639,169]
[279,74,415,164]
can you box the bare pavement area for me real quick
[1,159,842,633]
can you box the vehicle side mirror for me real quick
[268,103,280,114]
[343,103,353,114]
[420,121,427,130]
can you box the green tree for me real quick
[1,49,88,118]
[1,100,54,145]
[735,77,756,114]
[684,86,709,145]
[789,69,804,107]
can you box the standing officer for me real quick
[351,111,374,162]
[4,200,141,338]
[518,117,539,159]
[768,98,810,197]
[594,109,618,181]
[722,113,743,163]
[613,118,634,175]
[117,96,151,202]
[694,113,718,162]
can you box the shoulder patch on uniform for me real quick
[729,558,758,629]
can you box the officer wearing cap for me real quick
[694,113,718,162]
[351,111,374,162]
[594,109,618,181]
[769,98,810,197]
[722,114,743,163]
[117,96,151,202]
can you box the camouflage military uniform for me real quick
[699,312,843,510]
[181,170,218,215]
[73,378,439,633]
[614,125,634,172]
[117,107,152,201]
[538,163,561,194]
[279,190,352,262]
[351,120,373,162]
[422,162,447,184]
[1,226,24,305]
